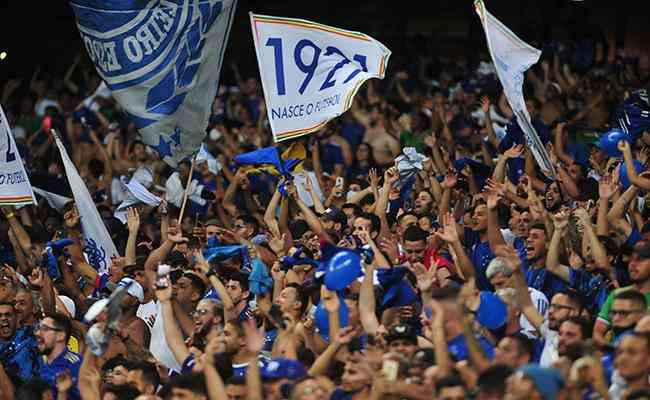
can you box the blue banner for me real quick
[69,0,238,166]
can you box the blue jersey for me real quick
[447,333,494,362]
[0,326,40,385]
[232,355,269,378]
[39,350,83,400]
[464,228,495,291]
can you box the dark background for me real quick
[0,1,644,84]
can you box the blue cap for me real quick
[517,364,565,400]
[475,291,508,331]
[260,358,306,381]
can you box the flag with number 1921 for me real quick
[250,13,391,142]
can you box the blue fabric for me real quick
[0,326,40,385]
[203,244,246,262]
[237,303,255,323]
[233,146,300,178]
[181,354,196,374]
[453,157,492,189]
[39,350,83,400]
[320,142,345,174]
[464,227,495,291]
[260,358,306,380]
[447,333,494,362]
[525,267,568,301]
[518,363,565,400]
[341,122,365,153]
[264,329,278,352]
[568,269,611,313]
[627,228,642,247]
[376,267,418,310]
[249,258,273,295]
[476,291,508,330]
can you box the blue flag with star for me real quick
[69,0,238,166]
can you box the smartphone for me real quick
[156,264,170,289]
[335,176,344,188]
[381,359,399,381]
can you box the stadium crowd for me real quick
[1,18,650,400]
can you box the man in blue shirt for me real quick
[36,313,82,400]
[0,302,40,386]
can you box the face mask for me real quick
[346,190,359,202]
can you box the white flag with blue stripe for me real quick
[475,0,555,177]
[69,0,238,166]
[53,130,119,273]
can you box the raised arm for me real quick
[287,182,332,243]
[619,140,650,190]
[546,211,571,282]
[553,123,574,165]
[485,179,507,250]
[495,245,544,333]
[193,250,234,310]
[575,208,610,271]
[596,175,616,236]
[157,281,190,365]
[359,262,379,335]
[125,208,140,267]
[435,212,472,281]
[375,167,399,237]
[263,182,283,238]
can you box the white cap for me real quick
[117,277,145,303]
[58,295,76,318]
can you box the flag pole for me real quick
[177,155,198,224]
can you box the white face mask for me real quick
[346,190,359,202]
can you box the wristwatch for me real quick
[206,267,218,278]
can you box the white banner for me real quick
[53,130,118,273]
[475,0,555,177]
[250,13,391,142]
[0,106,36,205]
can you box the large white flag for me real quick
[250,13,391,142]
[475,0,555,177]
[0,106,36,206]
[53,130,118,272]
[69,0,238,166]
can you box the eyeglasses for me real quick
[192,309,212,317]
[34,322,63,333]
[233,224,247,230]
[609,309,645,318]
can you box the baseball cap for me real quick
[321,207,347,228]
[634,241,650,260]
[260,358,306,381]
[58,295,76,318]
[517,364,565,400]
[117,277,144,303]
[205,218,220,227]
[385,324,418,345]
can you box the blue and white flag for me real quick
[250,13,391,142]
[0,105,36,206]
[69,0,238,166]
[52,130,118,273]
[475,0,555,177]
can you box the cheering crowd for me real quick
[2,21,650,400]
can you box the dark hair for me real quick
[226,272,250,293]
[560,316,592,340]
[102,355,130,373]
[431,285,460,301]
[477,364,513,396]
[213,352,234,381]
[506,332,535,360]
[0,302,16,312]
[285,283,309,316]
[357,212,380,234]
[403,225,428,243]
[236,214,260,236]
[625,388,650,400]
[225,375,247,386]
[614,289,649,309]
[182,272,207,299]
[128,360,160,390]
[435,374,468,394]
[48,312,73,343]
[341,203,363,218]
[554,288,584,311]
[15,378,51,400]
[530,222,546,232]
[162,372,207,396]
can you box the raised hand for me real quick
[270,261,286,282]
[504,144,524,159]
[493,244,521,270]
[480,96,491,114]
[484,179,505,211]
[63,207,81,229]
[167,224,188,244]
[243,319,265,354]
[441,170,458,189]
[268,232,289,255]
[618,139,632,154]
[410,261,436,293]
[320,285,340,313]
[369,168,379,190]
[378,234,399,264]
[333,326,358,347]
[155,276,173,302]
[552,210,570,230]
[192,249,210,274]
[56,370,73,394]
[383,166,399,186]
[434,212,459,243]
[573,207,591,225]
[126,207,140,234]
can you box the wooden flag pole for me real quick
[177,155,198,224]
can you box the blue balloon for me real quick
[599,129,632,157]
[324,249,363,291]
[620,160,645,188]
[314,296,349,342]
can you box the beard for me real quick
[38,344,53,356]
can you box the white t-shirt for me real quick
[539,319,559,367]
[520,288,549,333]
[146,301,181,372]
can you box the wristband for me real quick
[206,268,218,278]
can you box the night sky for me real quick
[0,1,641,82]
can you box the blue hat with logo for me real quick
[260,358,306,381]
[475,291,508,331]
